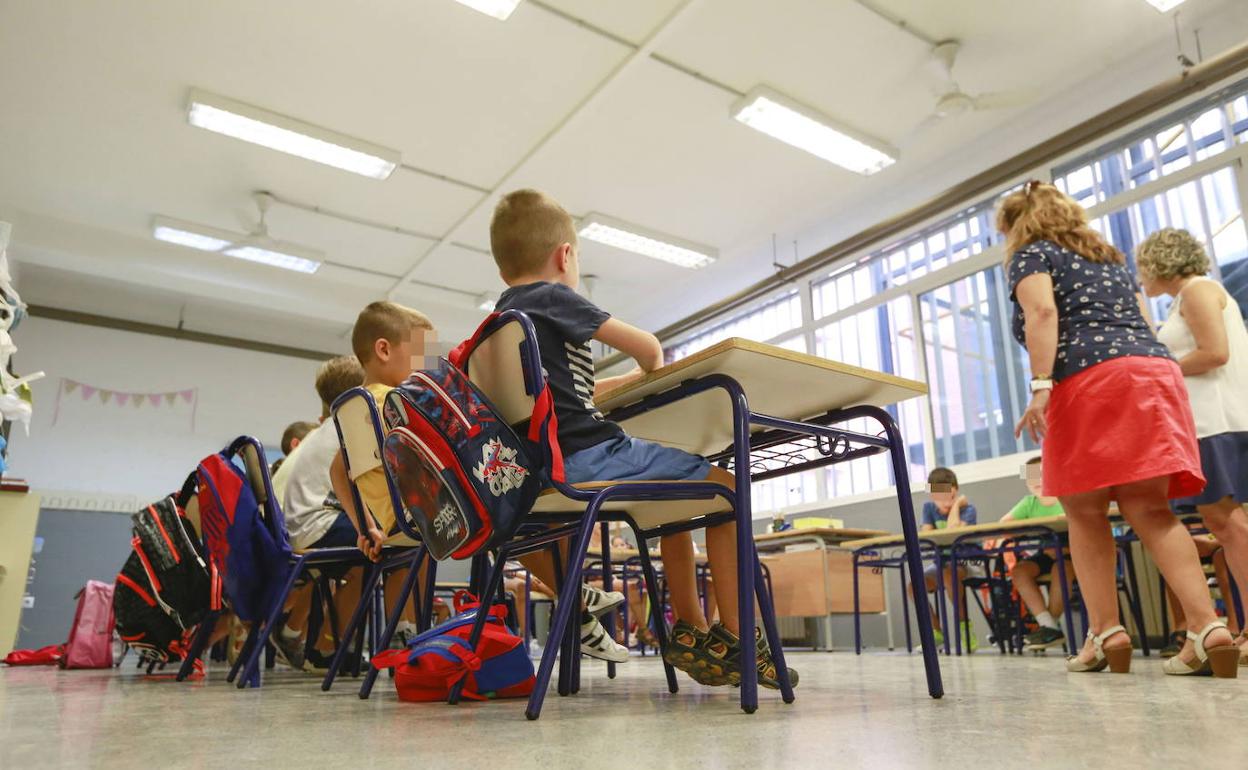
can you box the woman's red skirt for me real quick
[1043,356,1205,499]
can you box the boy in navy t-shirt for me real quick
[920,467,979,651]
[489,189,794,689]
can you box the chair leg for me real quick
[176,611,218,681]
[321,564,383,691]
[636,535,678,693]
[754,552,794,704]
[899,561,913,653]
[1054,546,1076,654]
[237,558,308,689]
[1119,544,1150,657]
[421,560,438,632]
[525,503,602,721]
[361,550,426,699]
[601,521,617,680]
[853,551,863,654]
[447,554,508,705]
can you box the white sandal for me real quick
[1066,625,1132,673]
[1161,619,1239,678]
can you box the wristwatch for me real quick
[1030,376,1053,393]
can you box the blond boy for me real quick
[487,189,795,688]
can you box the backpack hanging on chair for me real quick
[380,329,550,560]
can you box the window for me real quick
[919,266,1036,467]
[665,290,802,363]
[1055,80,1248,208]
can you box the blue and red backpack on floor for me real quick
[380,313,558,560]
[370,591,535,702]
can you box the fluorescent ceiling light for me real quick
[578,213,716,270]
[186,89,400,179]
[453,0,521,20]
[224,244,321,274]
[151,216,323,274]
[732,86,898,175]
[1143,0,1186,11]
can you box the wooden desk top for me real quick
[597,338,928,456]
[754,527,891,548]
[843,514,1069,550]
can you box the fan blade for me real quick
[972,89,1036,111]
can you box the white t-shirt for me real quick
[1157,277,1248,438]
[276,421,343,550]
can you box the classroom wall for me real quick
[9,316,324,503]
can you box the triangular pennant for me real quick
[132,394,144,408]
[116,393,130,407]
[148,394,162,406]
[64,380,79,394]
[81,385,97,400]
[99,390,113,404]
[164,393,178,405]
[180,389,194,403]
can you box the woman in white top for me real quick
[1138,228,1248,666]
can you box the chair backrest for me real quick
[330,387,415,540]
[237,439,270,505]
[462,318,535,428]
[334,389,385,482]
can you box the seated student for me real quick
[998,456,1071,650]
[325,302,441,649]
[920,466,979,651]
[487,189,795,687]
[271,420,315,475]
[268,356,367,668]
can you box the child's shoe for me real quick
[1024,626,1065,650]
[706,623,799,690]
[581,584,625,618]
[959,620,980,653]
[580,612,629,663]
[662,620,730,685]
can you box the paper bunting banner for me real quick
[51,378,199,430]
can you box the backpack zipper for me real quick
[408,371,473,432]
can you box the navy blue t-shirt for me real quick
[920,500,977,529]
[494,282,625,455]
[1007,240,1172,381]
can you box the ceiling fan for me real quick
[911,40,1031,132]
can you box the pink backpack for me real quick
[62,581,116,669]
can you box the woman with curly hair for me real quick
[996,181,1237,678]
[1138,228,1248,667]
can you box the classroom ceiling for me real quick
[2,0,1246,355]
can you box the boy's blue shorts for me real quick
[562,434,711,484]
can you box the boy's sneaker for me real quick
[580,613,629,663]
[1024,626,1066,650]
[958,621,978,653]
[662,620,730,686]
[581,584,625,618]
[272,631,307,671]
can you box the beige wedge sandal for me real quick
[1161,619,1240,678]
[1066,625,1133,674]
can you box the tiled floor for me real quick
[0,650,1242,769]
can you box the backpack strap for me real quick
[529,384,565,483]
[174,471,198,510]
[449,312,500,370]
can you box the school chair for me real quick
[451,310,794,719]
[328,387,443,698]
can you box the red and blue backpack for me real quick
[381,315,560,560]
[369,592,534,702]
[196,442,292,622]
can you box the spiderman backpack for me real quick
[369,592,534,702]
[381,349,546,560]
